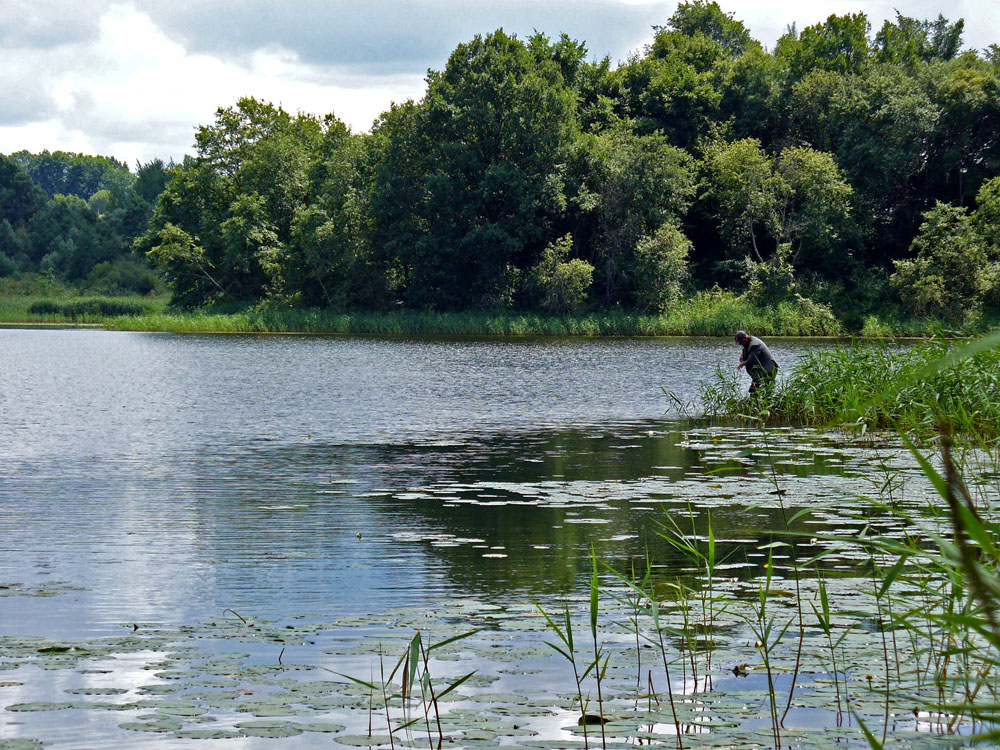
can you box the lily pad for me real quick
[334,735,394,747]
[173,729,242,740]
[235,720,304,738]
[119,717,184,733]
[5,702,73,712]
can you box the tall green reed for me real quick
[331,629,479,749]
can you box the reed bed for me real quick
[0,294,166,323]
[699,337,1000,440]
[95,292,842,337]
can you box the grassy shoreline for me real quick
[699,336,1000,439]
[4,289,990,338]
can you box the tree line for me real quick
[2,3,999,324]
[0,150,173,293]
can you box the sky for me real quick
[1,0,997,167]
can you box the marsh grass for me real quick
[89,290,844,336]
[0,294,166,323]
[535,600,595,749]
[700,337,1000,440]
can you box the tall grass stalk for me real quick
[809,571,848,716]
[604,558,649,695]
[754,427,811,726]
[535,601,591,750]
[330,629,478,749]
[654,505,729,693]
[589,549,609,750]
[604,557,684,749]
[741,547,792,749]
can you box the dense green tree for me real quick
[633,222,691,311]
[922,57,1000,206]
[973,176,1000,249]
[667,1,756,57]
[0,154,47,227]
[396,30,577,309]
[134,159,171,204]
[144,222,225,306]
[703,138,784,262]
[789,66,937,258]
[775,147,854,273]
[11,150,129,200]
[141,98,323,305]
[619,29,726,146]
[777,13,872,78]
[27,195,112,278]
[874,13,964,66]
[0,219,21,275]
[285,117,376,307]
[530,233,594,313]
[742,242,798,304]
[367,100,431,305]
[720,47,785,143]
[702,140,855,277]
[528,32,589,88]
[566,124,695,305]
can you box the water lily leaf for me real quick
[173,729,242,740]
[119,717,184,733]
[235,720,304,738]
[5,702,73,712]
[334,735,394,747]
[0,740,49,749]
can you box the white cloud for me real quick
[0,3,426,165]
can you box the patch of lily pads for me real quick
[3,428,996,748]
[2,586,963,749]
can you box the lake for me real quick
[0,330,946,748]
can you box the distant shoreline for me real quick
[0,293,989,338]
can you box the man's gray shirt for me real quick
[742,336,777,380]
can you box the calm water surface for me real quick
[2,330,949,748]
[0,329,835,637]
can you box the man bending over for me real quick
[734,330,778,396]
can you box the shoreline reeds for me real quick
[699,337,1000,440]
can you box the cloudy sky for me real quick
[1,0,997,167]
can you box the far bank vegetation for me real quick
[2,3,1000,334]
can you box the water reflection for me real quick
[3,417,921,642]
[1,330,922,642]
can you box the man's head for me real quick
[734,330,749,346]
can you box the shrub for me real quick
[0,251,17,277]
[891,202,991,323]
[27,300,62,315]
[632,221,691,312]
[85,259,159,295]
[531,234,594,314]
[741,243,797,306]
[27,298,148,319]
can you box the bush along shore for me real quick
[8,288,999,337]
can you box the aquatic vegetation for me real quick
[699,335,1000,439]
[90,291,842,336]
[0,295,166,323]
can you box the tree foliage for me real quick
[7,7,999,323]
[891,202,994,321]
